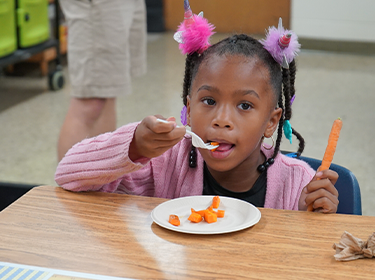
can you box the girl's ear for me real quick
[186,96,191,126]
[264,108,282,137]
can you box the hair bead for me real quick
[189,146,197,168]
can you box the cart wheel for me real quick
[48,70,65,91]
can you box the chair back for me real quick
[284,153,362,215]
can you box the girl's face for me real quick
[186,54,282,173]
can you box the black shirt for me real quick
[202,163,267,207]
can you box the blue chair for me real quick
[284,153,362,215]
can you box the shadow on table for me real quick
[0,182,38,211]
[150,220,257,246]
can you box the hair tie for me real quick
[173,0,215,55]
[230,37,238,44]
[290,95,296,105]
[180,106,188,126]
[259,18,301,69]
[283,120,293,144]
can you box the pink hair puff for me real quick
[176,14,215,55]
[260,19,301,66]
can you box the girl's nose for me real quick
[213,106,234,129]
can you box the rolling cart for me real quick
[0,0,64,91]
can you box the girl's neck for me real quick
[207,151,266,193]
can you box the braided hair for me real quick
[182,34,305,160]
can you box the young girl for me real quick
[55,3,339,213]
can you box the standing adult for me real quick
[58,0,147,161]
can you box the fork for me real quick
[156,119,219,150]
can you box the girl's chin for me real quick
[204,161,236,173]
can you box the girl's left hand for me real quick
[298,170,339,213]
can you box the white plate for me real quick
[151,196,261,234]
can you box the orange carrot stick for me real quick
[307,118,342,211]
[318,118,343,172]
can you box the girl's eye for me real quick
[238,102,252,111]
[202,98,215,106]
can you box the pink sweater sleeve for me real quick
[55,122,149,192]
[264,151,316,210]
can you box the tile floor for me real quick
[0,33,374,216]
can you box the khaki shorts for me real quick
[60,0,147,98]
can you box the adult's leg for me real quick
[57,0,123,161]
[57,0,146,161]
[57,97,116,161]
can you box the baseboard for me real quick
[299,38,375,55]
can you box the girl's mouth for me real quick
[209,142,235,159]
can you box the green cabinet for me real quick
[17,0,49,48]
[0,0,17,58]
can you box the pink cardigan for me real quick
[55,122,315,210]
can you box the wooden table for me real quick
[0,186,374,279]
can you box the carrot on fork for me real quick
[307,118,342,211]
[210,142,219,152]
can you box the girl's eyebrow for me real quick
[197,85,260,99]
[197,85,215,92]
[235,89,260,99]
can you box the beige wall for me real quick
[291,0,375,42]
[164,0,291,34]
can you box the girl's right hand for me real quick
[129,115,186,161]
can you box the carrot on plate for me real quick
[170,196,224,226]
[217,210,225,218]
[207,206,215,213]
[188,212,203,223]
[169,214,180,226]
[204,211,217,223]
[307,118,342,212]
[192,208,208,217]
[212,196,220,209]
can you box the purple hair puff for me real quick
[180,106,188,126]
[260,18,301,68]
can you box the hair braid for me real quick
[288,60,305,156]
[272,95,284,159]
[182,53,198,106]
[282,68,292,121]
[289,60,296,102]
[292,128,305,156]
